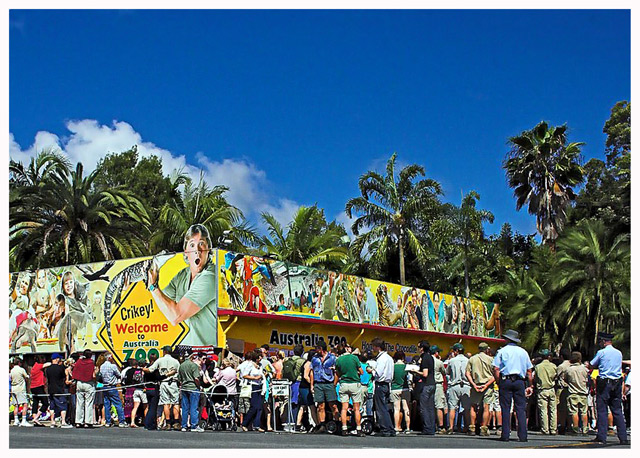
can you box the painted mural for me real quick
[218,250,500,338]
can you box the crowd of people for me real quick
[9,331,630,445]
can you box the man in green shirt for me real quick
[391,351,411,434]
[535,349,558,435]
[148,224,217,346]
[178,352,204,432]
[335,345,364,436]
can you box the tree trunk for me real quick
[399,229,406,286]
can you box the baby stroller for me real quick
[201,383,237,431]
[326,404,374,436]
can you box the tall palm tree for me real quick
[10,162,151,268]
[504,122,584,249]
[445,191,494,298]
[549,219,630,354]
[9,147,71,188]
[260,205,349,269]
[345,153,442,285]
[151,172,259,253]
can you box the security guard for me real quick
[587,332,629,445]
[534,349,557,435]
[492,329,533,442]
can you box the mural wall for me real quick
[9,249,218,364]
[217,250,500,338]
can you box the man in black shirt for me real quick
[45,353,72,428]
[411,341,436,435]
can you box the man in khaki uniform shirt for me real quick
[430,345,449,434]
[555,349,572,434]
[561,352,589,435]
[465,342,495,436]
[535,349,558,434]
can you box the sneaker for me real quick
[181,427,188,432]
[480,426,490,437]
[352,430,365,437]
[50,423,57,428]
[13,420,19,427]
[20,421,33,427]
[160,424,171,431]
[61,423,73,429]
[104,423,112,428]
[118,423,128,428]
[404,429,411,434]
[41,412,51,421]
[192,426,205,433]
[172,423,182,431]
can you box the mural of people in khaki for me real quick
[216,250,501,338]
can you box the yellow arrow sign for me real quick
[98,281,188,366]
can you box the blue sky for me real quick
[9,9,630,239]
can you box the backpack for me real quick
[282,356,304,382]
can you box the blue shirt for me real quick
[492,343,533,378]
[590,344,623,379]
[312,352,336,383]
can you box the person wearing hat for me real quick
[429,345,448,434]
[445,342,471,434]
[144,345,180,431]
[465,342,495,436]
[586,332,629,445]
[492,329,533,442]
[534,349,558,435]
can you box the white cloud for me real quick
[335,210,355,240]
[9,119,301,230]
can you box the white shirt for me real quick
[373,351,394,383]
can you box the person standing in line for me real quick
[587,332,629,445]
[143,352,161,430]
[241,351,265,432]
[430,345,448,434]
[466,342,496,436]
[446,343,471,434]
[555,348,572,434]
[29,355,50,424]
[622,367,630,430]
[125,359,148,428]
[391,351,411,434]
[335,344,364,436]
[369,338,395,437]
[178,351,204,432]
[45,353,72,428]
[534,349,558,435]
[310,340,339,434]
[144,345,181,431]
[99,353,126,428]
[10,357,33,427]
[72,349,97,428]
[411,341,436,436]
[561,351,590,435]
[492,330,533,443]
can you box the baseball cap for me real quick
[539,349,551,357]
[429,345,443,354]
[162,345,173,353]
[52,353,63,360]
[478,342,489,351]
[451,343,464,352]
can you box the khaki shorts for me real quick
[448,384,471,410]
[159,381,180,405]
[339,382,364,404]
[133,389,147,404]
[391,389,410,404]
[434,384,447,409]
[470,386,495,406]
[11,392,28,405]
[567,393,588,416]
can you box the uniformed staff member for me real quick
[534,349,557,435]
[466,342,495,437]
[492,329,533,442]
[587,332,629,445]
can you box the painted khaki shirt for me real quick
[562,362,589,396]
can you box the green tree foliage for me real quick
[10,162,151,269]
[260,205,349,271]
[504,122,584,249]
[345,153,443,285]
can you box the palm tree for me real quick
[260,205,349,270]
[151,172,260,253]
[504,122,584,250]
[444,191,494,298]
[10,162,151,268]
[345,153,442,285]
[549,219,630,354]
[9,147,71,188]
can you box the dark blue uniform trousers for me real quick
[374,382,394,435]
[595,378,627,442]
[499,378,527,441]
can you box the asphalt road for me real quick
[9,425,631,449]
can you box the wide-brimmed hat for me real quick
[502,329,521,343]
